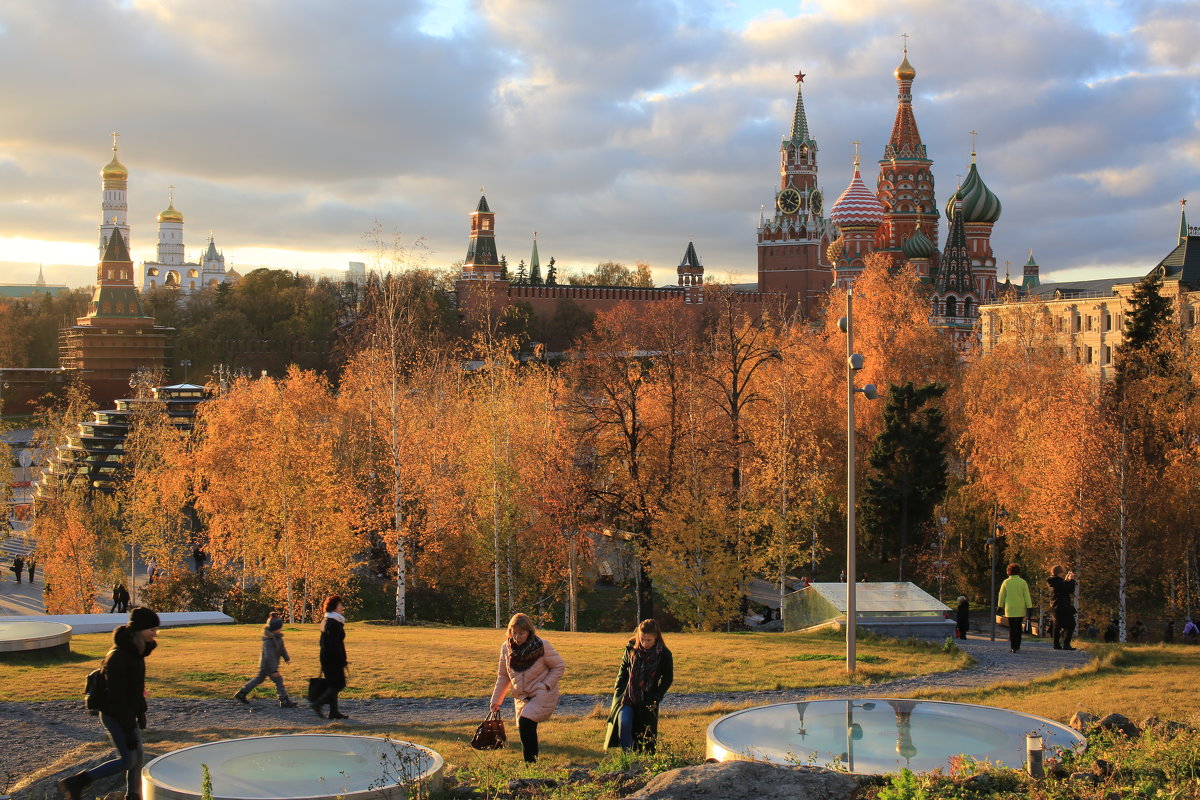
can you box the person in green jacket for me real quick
[603,619,674,754]
[997,563,1034,653]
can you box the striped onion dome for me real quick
[830,166,885,228]
[945,161,1001,224]
[902,222,936,259]
[826,234,845,263]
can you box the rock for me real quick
[1140,715,1161,731]
[1097,713,1140,737]
[566,768,592,783]
[507,777,558,791]
[626,761,859,800]
[1069,711,1097,732]
[1092,758,1113,777]
[1046,758,1069,779]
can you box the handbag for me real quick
[307,676,329,703]
[470,710,507,750]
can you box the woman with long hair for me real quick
[489,613,565,763]
[312,595,349,720]
[603,619,674,754]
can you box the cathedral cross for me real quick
[901,32,909,54]
[969,130,978,160]
[110,131,120,152]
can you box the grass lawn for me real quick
[0,623,969,701]
[917,643,1200,726]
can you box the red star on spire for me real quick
[794,70,806,83]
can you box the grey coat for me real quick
[258,626,290,674]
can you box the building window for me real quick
[1104,345,1111,364]
[1103,312,1111,331]
[1074,315,1081,332]
[945,296,957,317]
[1086,346,1094,364]
[1086,315,1093,331]
[1056,317,1064,332]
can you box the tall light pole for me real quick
[987,502,1007,641]
[839,288,878,675]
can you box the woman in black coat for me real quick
[58,607,160,800]
[955,596,970,639]
[312,595,349,720]
[603,619,674,754]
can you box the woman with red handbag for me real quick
[489,613,565,763]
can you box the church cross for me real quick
[168,184,176,203]
[901,32,909,54]
[852,140,861,166]
[969,130,978,160]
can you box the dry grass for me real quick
[0,623,969,701]
[915,643,1200,726]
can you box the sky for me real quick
[0,0,1197,290]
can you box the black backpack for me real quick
[84,668,106,715]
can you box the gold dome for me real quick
[102,152,128,181]
[157,202,183,223]
[895,53,916,81]
[826,235,845,264]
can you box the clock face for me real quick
[810,189,823,216]
[777,188,801,214]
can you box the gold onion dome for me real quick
[157,202,183,223]
[826,235,845,264]
[102,152,128,181]
[895,52,916,81]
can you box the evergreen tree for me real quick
[499,255,509,281]
[529,259,543,286]
[514,259,527,285]
[860,381,949,580]
[1113,270,1174,391]
[546,257,557,286]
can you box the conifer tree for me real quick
[499,255,509,281]
[514,260,527,285]
[860,381,949,580]
[546,257,557,286]
[1113,270,1174,390]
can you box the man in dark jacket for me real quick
[1047,565,1078,650]
[58,607,160,800]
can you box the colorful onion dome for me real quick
[895,52,916,81]
[945,161,1001,224]
[826,234,845,264]
[902,223,936,260]
[102,150,128,181]
[157,201,183,224]
[830,165,885,228]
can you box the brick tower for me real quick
[460,192,502,281]
[756,70,833,317]
[875,48,939,269]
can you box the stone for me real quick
[1046,758,1069,779]
[626,761,859,800]
[1097,713,1140,737]
[507,777,558,791]
[1069,711,1097,732]
[1092,758,1113,777]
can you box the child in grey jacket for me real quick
[234,612,298,707]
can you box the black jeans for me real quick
[1053,615,1076,648]
[518,716,539,763]
[1007,617,1024,651]
[84,714,144,797]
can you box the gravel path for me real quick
[2,635,1091,794]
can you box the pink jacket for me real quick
[489,638,565,723]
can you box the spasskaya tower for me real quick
[756,70,833,318]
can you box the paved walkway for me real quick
[3,633,1094,791]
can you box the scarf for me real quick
[624,641,663,705]
[325,611,346,623]
[507,634,544,672]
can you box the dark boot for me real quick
[327,698,349,720]
[234,690,250,704]
[280,697,298,708]
[58,772,91,800]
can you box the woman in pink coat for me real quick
[489,613,565,763]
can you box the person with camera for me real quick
[1047,565,1078,650]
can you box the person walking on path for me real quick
[312,596,349,720]
[1046,565,1078,650]
[110,583,130,614]
[955,596,970,640]
[26,558,35,583]
[57,607,160,800]
[489,613,565,764]
[10,555,23,583]
[235,612,298,708]
[604,619,674,754]
[998,563,1034,653]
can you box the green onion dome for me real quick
[945,161,1001,224]
[902,223,936,260]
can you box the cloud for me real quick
[0,0,1196,288]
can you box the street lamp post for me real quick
[839,288,878,675]
[987,502,1007,641]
